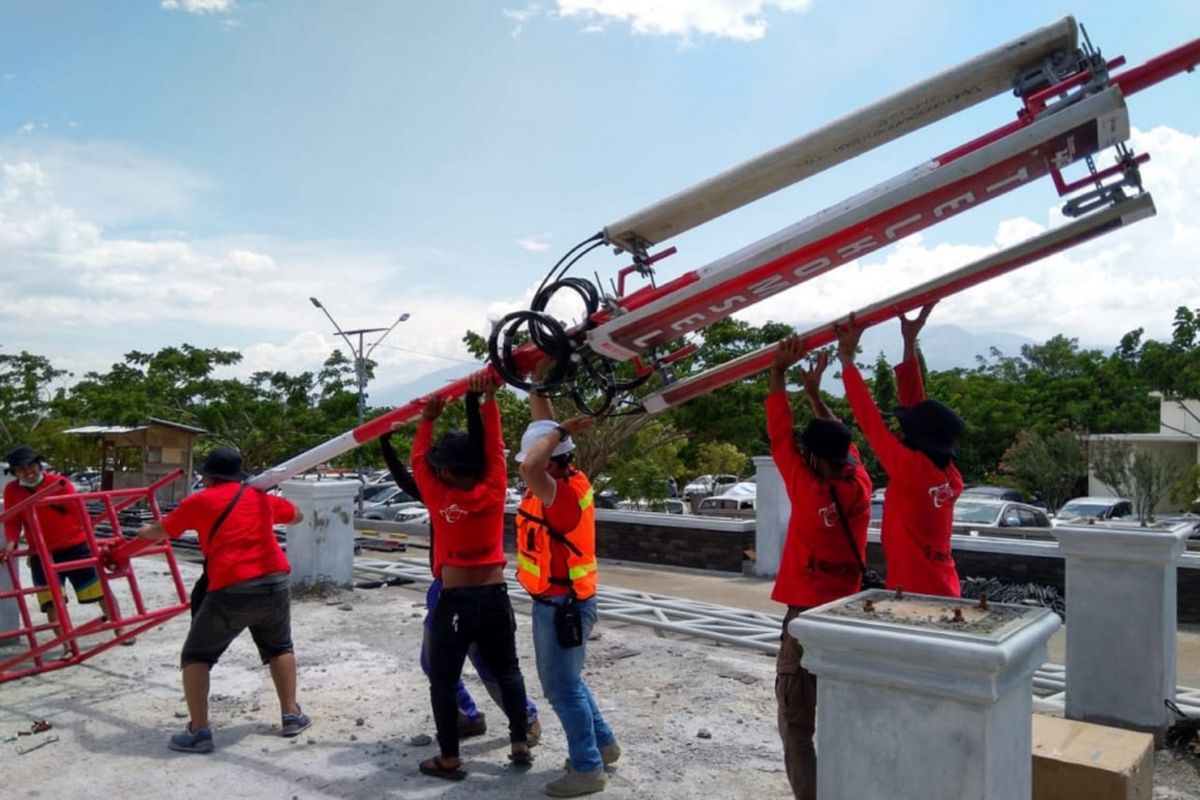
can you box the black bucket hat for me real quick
[425,431,484,477]
[4,446,42,474]
[197,447,248,481]
[796,419,856,466]
[892,400,964,460]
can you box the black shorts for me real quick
[180,579,294,668]
[29,542,104,613]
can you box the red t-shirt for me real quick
[161,482,295,591]
[765,392,873,608]
[843,361,962,597]
[412,399,508,578]
[3,472,88,553]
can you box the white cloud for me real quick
[0,146,506,388]
[739,125,1200,348]
[161,0,236,13]
[503,4,542,38]
[515,234,552,252]
[17,122,34,134]
[554,0,813,43]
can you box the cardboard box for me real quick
[1032,714,1154,800]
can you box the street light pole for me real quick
[309,297,410,512]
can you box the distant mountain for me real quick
[856,324,1038,373]
[369,363,478,408]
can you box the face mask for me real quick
[18,470,44,488]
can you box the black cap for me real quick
[425,431,484,476]
[4,446,42,474]
[892,399,964,460]
[197,447,248,481]
[797,418,856,466]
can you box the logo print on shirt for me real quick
[818,503,838,528]
[440,504,467,523]
[928,483,955,509]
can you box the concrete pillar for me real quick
[279,480,359,590]
[752,455,788,577]
[792,591,1060,800]
[1053,522,1190,735]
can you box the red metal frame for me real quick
[585,36,1198,363]
[0,471,189,683]
[639,194,1154,413]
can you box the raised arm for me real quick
[520,415,596,505]
[469,372,509,497]
[380,432,422,502]
[837,315,905,474]
[527,356,555,422]
[896,303,935,405]
[411,394,445,491]
[798,350,834,420]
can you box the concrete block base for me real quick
[279,480,359,590]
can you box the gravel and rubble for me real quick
[4,558,1200,798]
[0,559,787,799]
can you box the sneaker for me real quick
[545,767,606,797]
[526,716,542,747]
[600,739,621,765]
[168,724,214,754]
[562,740,619,771]
[457,712,487,738]
[281,708,312,738]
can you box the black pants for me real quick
[426,583,529,758]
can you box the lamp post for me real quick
[309,297,410,511]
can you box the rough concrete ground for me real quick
[5,555,1200,798]
[1,558,786,799]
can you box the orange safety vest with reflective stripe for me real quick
[515,471,597,600]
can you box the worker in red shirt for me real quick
[137,447,308,754]
[413,371,532,781]
[765,339,872,800]
[836,305,965,597]
[2,446,126,658]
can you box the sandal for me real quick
[420,755,467,781]
[508,749,534,767]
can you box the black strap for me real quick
[208,482,249,547]
[516,506,583,557]
[828,484,869,581]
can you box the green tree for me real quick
[998,428,1087,511]
[0,351,69,447]
[695,441,749,479]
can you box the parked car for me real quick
[360,482,399,504]
[682,474,739,500]
[953,498,1051,529]
[356,485,420,519]
[392,505,430,525]
[960,485,1027,503]
[696,494,756,518]
[1052,496,1134,526]
[69,469,101,493]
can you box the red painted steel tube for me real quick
[639,193,1155,414]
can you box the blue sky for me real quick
[1,1,1198,404]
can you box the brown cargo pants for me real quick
[776,606,816,800]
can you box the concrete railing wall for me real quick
[501,508,756,574]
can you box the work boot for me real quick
[600,739,621,765]
[545,767,606,797]
[457,712,487,738]
[527,716,542,747]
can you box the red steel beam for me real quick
[638,193,1155,414]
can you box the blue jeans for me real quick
[532,595,615,772]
